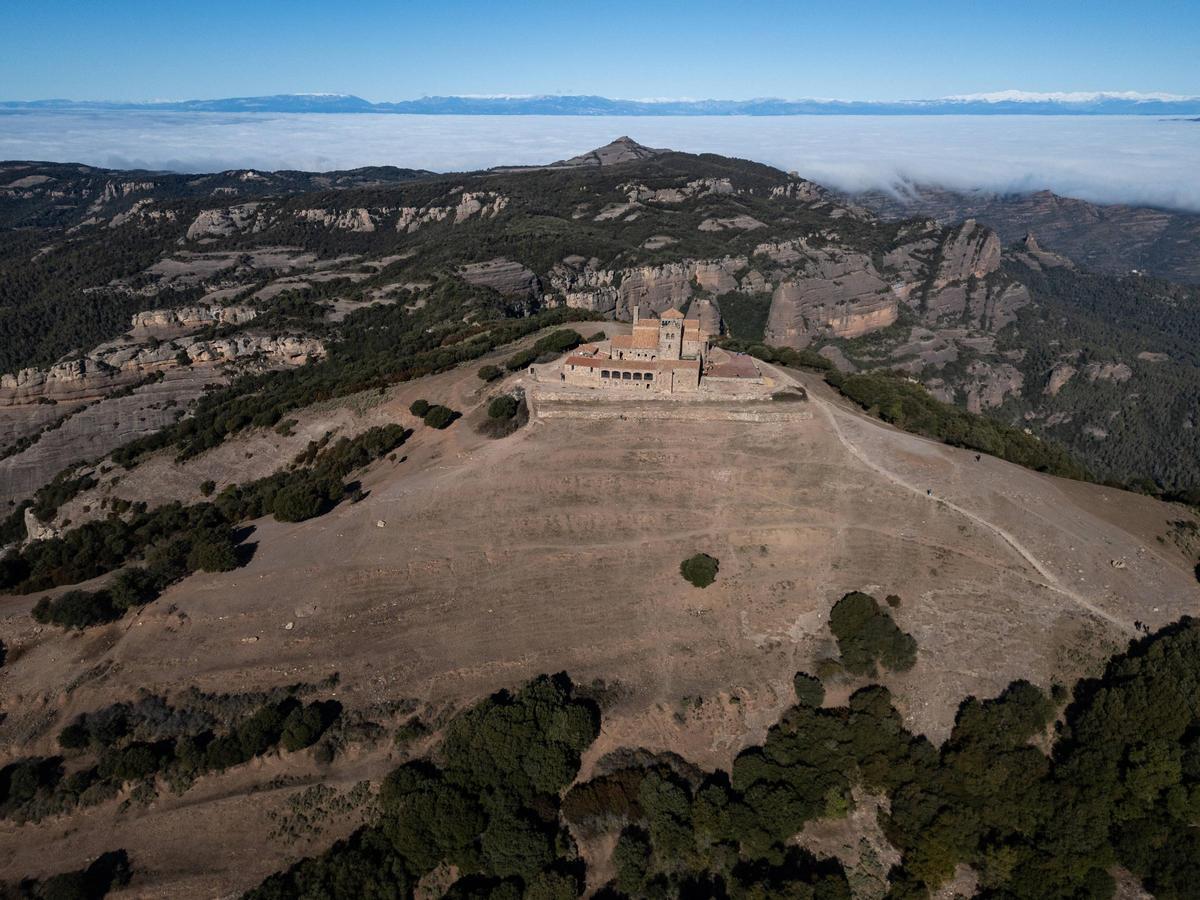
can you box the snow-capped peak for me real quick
[943,90,1194,103]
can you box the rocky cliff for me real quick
[1,332,323,406]
[854,184,1200,284]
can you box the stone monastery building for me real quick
[561,305,761,394]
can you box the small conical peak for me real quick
[557,136,669,167]
[1023,231,1041,251]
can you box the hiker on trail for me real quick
[926,488,932,497]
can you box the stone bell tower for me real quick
[658,308,684,360]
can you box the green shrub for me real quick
[793,672,825,707]
[409,399,431,417]
[272,478,331,523]
[107,568,160,611]
[680,553,719,588]
[281,701,341,753]
[505,348,538,371]
[199,480,216,496]
[32,590,121,630]
[423,405,458,429]
[829,591,917,676]
[22,849,131,900]
[488,395,519,420]
[532,329,584,355]
[477,364,503,382]
[393,717,431,749]
[586,331,607,343]
[186,529,240,572]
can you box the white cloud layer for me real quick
[1,111,1198,212]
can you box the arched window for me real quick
[622,371,632,380]
[645,373,654,381]
[601,370,610,378]
[633,372,642,380]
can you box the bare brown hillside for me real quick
[1,341,1196,896]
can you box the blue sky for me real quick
[2,0,1196,101]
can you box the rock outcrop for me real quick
[619,178,736,204]
[0,334,323,406]
[698,215,765,232]
[547,257,747,318]
[395,192,508,233]
[555,137,667,168]
[459,258,542,299]
[186,203,268,240]
[296,207,385,232]
[763,244,896,347]
[131,304,258,332]
[931,220,1002,288]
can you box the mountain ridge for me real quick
[5,91,1200,115]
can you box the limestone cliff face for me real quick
[108,198,177,229]
[186,203,269,240]
[763,243,896,348]
[454,192,508,224]
[295,207,387,232]
[0,334,323,406]
[881,219,1027,332]
[548,265,619,313]
[547,258,746,318]
[616,264,695,318]
[458,258,542,299]
[619,177,736,204]
[1010,232,1075,272]
[131,304,258,331]
[931,220,1001,289]
[395,192,508,233]
[928,362,1025,412]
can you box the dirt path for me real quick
[809,390,1137,637]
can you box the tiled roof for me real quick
[631,327,660,349]
[655,358,701,371]
[610,334,634,349]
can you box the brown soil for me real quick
[1,347,1196,896]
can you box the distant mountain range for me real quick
[4,91,1200,115]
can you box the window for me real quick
[622,371,632,380]
[633,372,642,380]
[645,373,653,381]
[601,370,610,378]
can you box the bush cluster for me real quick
[248,675,598,900]
[828,591,918,676]
[4,426,409,629]
[504,328,584,372]
[1,695,341,825]
[8,849,131,899]
[241,617,1200,898]
[487,395,519,420]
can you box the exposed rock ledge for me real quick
[0,334,323,406]
[131,304,258,331]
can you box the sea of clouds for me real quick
[1,110,1197,211]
